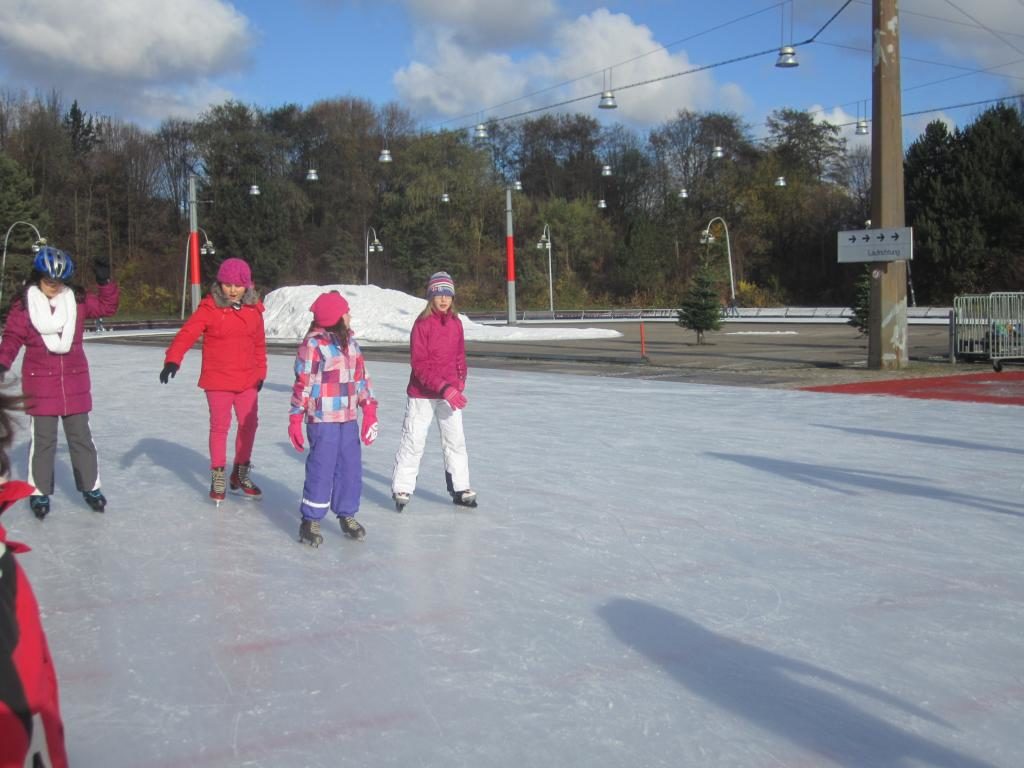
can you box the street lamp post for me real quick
[702,216,735,302]
[187,174,205,312]
[181,228,215,319]
[365,227,383,285]
[1,221,46,310]
[536,224,553,313]
[505,183,520,325]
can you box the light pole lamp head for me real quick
[601,164,612,177]
[597,198,607,209]
[678,187,688,200]
[31,237,47,252]
[711,145,725,160]
[473,123,489,140]
[775,45,798,68]
[440,192,450,203]
[370,238,383,253]
[855,119,869,135]
[774,176,787,187]
[700,229,715,245]
[306,168,319,182]
[248,183,261,196]
[598,91,617,109]
[378,148,393,163]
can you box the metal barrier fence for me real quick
[953,293,1024,371]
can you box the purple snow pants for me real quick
[300,420,362,521]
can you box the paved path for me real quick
[363,321,964,388]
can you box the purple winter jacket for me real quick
[0,282,119,416]
[406,308,467,399]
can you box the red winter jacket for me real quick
[165,285,267,392]
[0,480,68,768]
[0,282,119,416]
[406,308,467,399]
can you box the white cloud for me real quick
[404,0,558,48]
[0,0,252,122]
[394,29,529,120]
[395,8,734,126]
[0,0,252,80]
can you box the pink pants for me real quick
[205,388,259,469]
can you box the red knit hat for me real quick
[310,291,350,327]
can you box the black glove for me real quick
[159,362,179,384]
[256,379,264,392]
[0,364,7,383]
[94,255,111,285]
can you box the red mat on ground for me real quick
[801,371,1024,406]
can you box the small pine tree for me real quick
[677,262,723,344]
[848,266,871,335]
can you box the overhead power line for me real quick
[938,0,1024,56]
[439,1,786,128]
[463,0,855,129]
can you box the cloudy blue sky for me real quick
[1,0,1022,143]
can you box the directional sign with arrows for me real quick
[837,227,913,263]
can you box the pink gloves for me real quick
[361,401,379,446]
[288,413,305,452]
[443,386,467,410]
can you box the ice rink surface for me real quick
[5,342,1022,767]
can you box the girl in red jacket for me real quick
[159,258,267,504]
[0,389,69,768]
[0,246,119,519]
[391,271,477,512]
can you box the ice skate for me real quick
[229,462,263,500]
[210,466,226,506]
[83,489,106,512]
[298,518,323,547]
[29,494,50,520]
[452,489,478,508]
[392,491,411,512]
[444,471,477,508]
[340,515,366,540]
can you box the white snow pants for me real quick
[391,397,470,496]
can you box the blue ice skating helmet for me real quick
[33,246,75,281]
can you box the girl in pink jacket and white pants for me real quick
[391,272,476,511]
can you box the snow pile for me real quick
[262,284,622,344]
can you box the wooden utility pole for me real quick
[869,0,908,369]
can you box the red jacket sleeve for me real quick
[164,304,210,366]
[254,308,267,381]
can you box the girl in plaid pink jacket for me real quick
[288,291,377,547]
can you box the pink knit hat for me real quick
[310,291,350,327]
[216,258,253,288]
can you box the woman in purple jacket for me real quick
[0,247,119,519]
[390,271,476,512]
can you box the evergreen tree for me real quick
[677,261,722,344]
[848,266,871,335]
[63,101,99,158]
